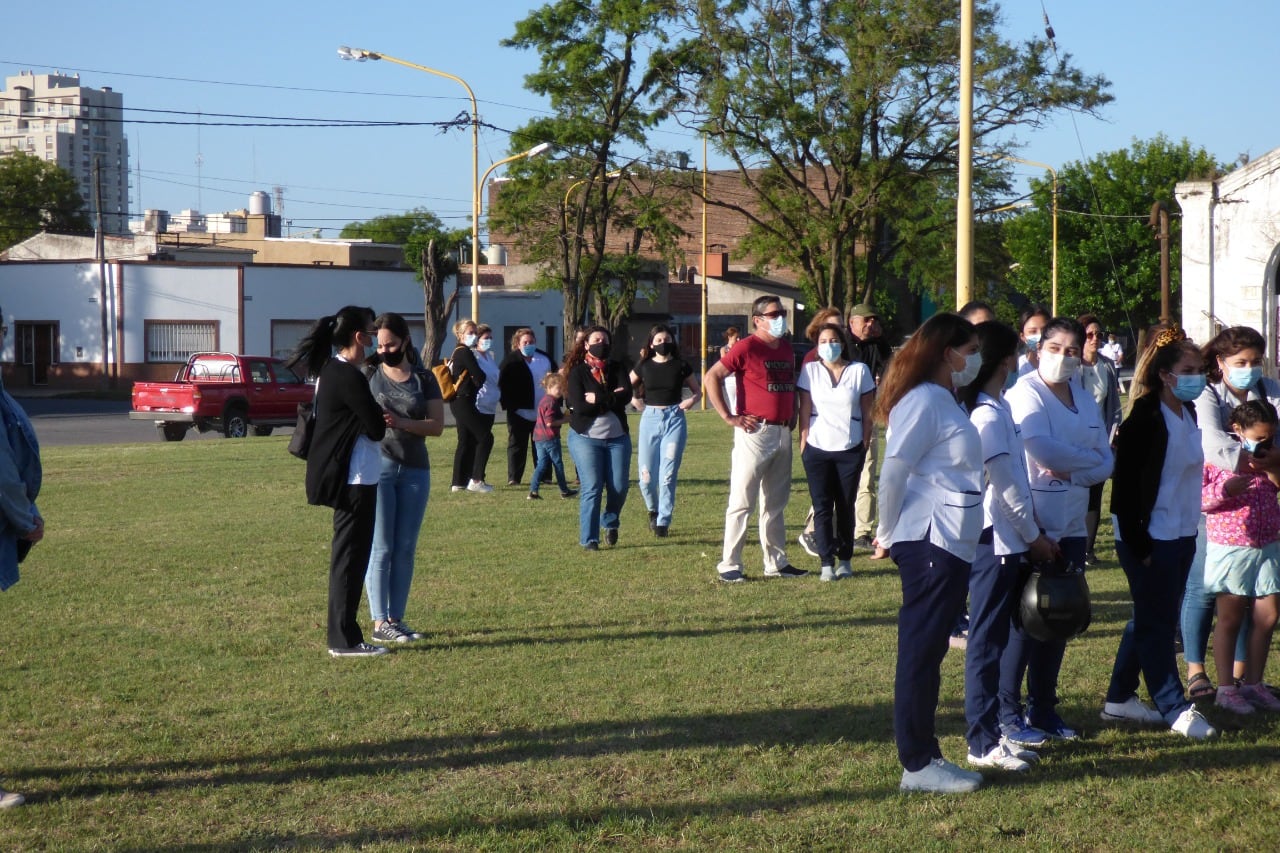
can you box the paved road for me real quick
[17,398,244,446]
[18,396,471,447]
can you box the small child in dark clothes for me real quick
[530,372,577,499]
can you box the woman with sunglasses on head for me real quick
[1077,314,1123,565]
[875,312,985,793]
[1002,317,1113,744]
[287,305,388,658]
[363,312,444,646]
[1104,328,1217,739]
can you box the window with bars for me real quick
[145,321,218,363]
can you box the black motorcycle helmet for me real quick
[1018,557,1092,642]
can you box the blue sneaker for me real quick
[1028,713,1080,741]
[718,569,746,583]
[1000,722,1050,749]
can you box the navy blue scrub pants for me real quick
[1107,535,1196,723]
[964,536,1026,756]
[998,536,1086,730]
[891,539,971,771]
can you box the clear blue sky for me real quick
[3,1,1275,242]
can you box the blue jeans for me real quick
[998,536,1086,729]
[1180,517,1248,666]
[1108,536,1195,723]
[637,406,688,527]
[891,540,971,772]
[567,430,631,546]
[365,456,430,623]
[965,539,1024,755]
[800,443,864,565]
[531,438,569,495]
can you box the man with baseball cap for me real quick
[847,303,891,559]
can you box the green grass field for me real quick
[2,414,1278,850]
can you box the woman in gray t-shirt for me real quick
[364,313,444,645]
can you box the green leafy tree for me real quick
[340,208,468,362]
[491,0,686,352]
[665,0,1111,320]
[0,152,91,251]
[1003,136,1224,334]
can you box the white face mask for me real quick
[1039,350,1080,383]
[951,350,982,388]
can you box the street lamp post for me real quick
[337,46,483,321]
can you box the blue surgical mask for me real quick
[1241,435,1261,454]
[1227,365,1262,391]
[768,315,787,338]
[1172,373,1207,402]
[520,343,537,358]
[478,337,492,354]
[464,333,477,348]
[818,342,842,363]
[1003,367,1018,391]
[1024,334,1041,352]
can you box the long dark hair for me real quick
[875,313,975,424]
[639,323,675,362]
[564,325,611,373]
[367,311,422,370]
[286,305,374,380]
[957,321,1020,411]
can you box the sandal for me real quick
[1187,672,1216,701]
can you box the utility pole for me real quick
[93,157,112,388]
[1149,201,1171,323]
[955,0,975,307]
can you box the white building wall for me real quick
[0,262,102,364]
[120,265,240,363]
[1178,146,1280,362]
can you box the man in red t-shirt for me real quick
[704,295,805,582]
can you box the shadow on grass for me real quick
[422,609,899,651]
[28,701,899,801]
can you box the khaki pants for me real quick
[717,424,792,573]
[854,429,879,539]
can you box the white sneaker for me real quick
[966,742,1032,772]
[451,485,465,493]
[1170,706,1218,740]
[834,560,853,579]
[820,565,836,582]
[466,480,494,493]
[900,758,983,793]
[1101,694,1164,725]
[0,788,24,809]
[998,737,1041,764]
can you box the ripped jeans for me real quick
[637,404,688,527]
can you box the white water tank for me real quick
[249,191,271,215]
[487,244,507,265]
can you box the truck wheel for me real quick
[223,406,250,438]
[160,423,187,442]
[252,426,273,437]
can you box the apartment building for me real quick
[0,71,130,234]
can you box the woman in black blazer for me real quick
[448,318,496,492]
[288,305,388,657]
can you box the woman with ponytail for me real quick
[287,305,388,658]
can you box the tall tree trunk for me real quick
[421,240,457,365]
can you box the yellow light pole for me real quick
[337,46,482,320]
[701,134,708,411]
[956,0,975,308]
[989,152,1059,313]
[479,142,552,256]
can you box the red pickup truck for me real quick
[130,352,314,441]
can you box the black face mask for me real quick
[654,341,675,357]
[588,343,610,360]
[381,349,406,367]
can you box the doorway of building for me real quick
[16,322,58,386]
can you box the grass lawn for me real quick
[2,413,1278,850]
